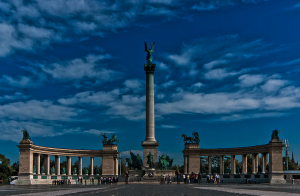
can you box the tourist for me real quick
[206,174,210,183]
[163,173,166,183]
[199,173,202,184]
[183,174,186,184]
[187,174,190,183]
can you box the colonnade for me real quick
[183,153,269,174]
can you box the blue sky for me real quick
[0,0,300,167]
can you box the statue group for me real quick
[146,152,154,169]
[101,133,119,145]
[158,154,173,170]
[126,152,143,170]
[182,130,200,144]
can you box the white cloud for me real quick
[162,80,175,88]
[261,79,289,93]
[219,112,288,122]
[0,92,30,102]
[192,82,203,88]
[83,129,117,135]
[204,68,244,80]
[192,0,261,11]
[237,74,265,88]
[203,60,228,70]
[0,75,41,88]
[124,79,143,92]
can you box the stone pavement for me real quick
[1,183,300,196]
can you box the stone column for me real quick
[44,154,50,175]
[55,155,60,175]
[18,139,34,185]
[67,156,71,176]
[145,68,156,142]
[115,157,118,175]
[269,138,285,183]
[231,155,236,174]
[255,154,259,173]
[220,156,224,174]
[208,156,212,174]
[184,156,187,174]
[33,154,37,173]
[242,154,247,174]
[36,153,40,174]
[252,154,256,174]
[90,157,94,176]
[79,157,83,176]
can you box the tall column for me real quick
[37,153,40,174]
[208,156,212,174]
[67,156,71,175]
[184,156,187,174]
[252,154,256,174]
[79,157,83,176]
[55,155,60,175]
[231,155,236,174]
[90,157,94,176]
[220,155,224,174]
[44,155,50,175]
[242,154,247,174]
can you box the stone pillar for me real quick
[187,154,200,174]
[184,156,187,174]
[115,157,118,175]
[231,155,236,174]
[220,156,224,174]
[55,155,60,175]
[208,156,212,174]
[44,154,50,175]
[17,139,34,185]
[252,154,256,174]
[36,153,40,174]
[269,138,285,183]
[242,154,247,174]
[67,156,71,176]
[78,157,83,176]
[90,157,94,176]
[33,154,37,173]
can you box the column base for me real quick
[142,141,159,169]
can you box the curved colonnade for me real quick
[183,138,285,184]
[17,139,119,185]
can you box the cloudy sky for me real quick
[1,0,300,166]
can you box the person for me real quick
[207,174,210,183]
[199,173,202,184]
[125,173,129,184]
[183,174,186,184]
[187,174,190,183]
[163,173,166,183]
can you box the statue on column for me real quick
[51,166,55,175]
[271,129,280,139]
[144,42,155,65]
[146,152,154,169]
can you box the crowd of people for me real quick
[182,172,224,184]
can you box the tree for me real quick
[0,154,12,182]
[10,161,19,176]
[283,157,298,170]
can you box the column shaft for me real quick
[145,73,155,141]
[79,157,83,176]
[115,157,118,175]
[44,155,50,175]
[67,156,71,175]
[252,154,256,174]
[37,154,40,174]
[242,154,247,174]
[231,155,236,174]
[55,156,60,175]
[208,156,212,174]
[90,157,94,175]
[184,156,187,174]
[220,155,224,174]
[255,154,259,173]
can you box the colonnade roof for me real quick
[19,143,119,157]
[184,143,270,156]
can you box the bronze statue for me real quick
[41,165,45,174]
[95,166,99,175]
[101,133,108,144]
[62,167,66,174]
[146,152,154,168]
[192,130,200,144]
[126,151,143,170]
[271,129,279,139]
[51,166,55,175]
[101,133,119,144]
[21,128,30,140]
[182,134,194,143]
[73,167,77,175]
[84,168,88,175]
[159,154,173,170]
[144,42,155,65]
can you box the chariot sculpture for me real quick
[182,130,200,144]
[101,133,119,145]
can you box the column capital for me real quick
[144,63,156,74]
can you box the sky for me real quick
[0,0,300,167]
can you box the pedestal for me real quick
[142,141,159,169]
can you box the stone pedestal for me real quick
[142,141,159,168]
[183,143,200,174]
[16,139,33,185]
[102,144,119,176]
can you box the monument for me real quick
[141,42,159,168]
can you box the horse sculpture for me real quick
[101,133,119,144]
[126,151,142,170]
[159,155,169,170]
[182,134,194,143]
[21,128,30,140]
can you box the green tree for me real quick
[10,161,19,176]
[283,157,298,170]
